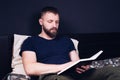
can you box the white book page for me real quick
[57,50,103,75]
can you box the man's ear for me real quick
[39,18,43,25]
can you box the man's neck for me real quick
[39,32,55,40]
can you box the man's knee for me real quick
[40,74,74,80]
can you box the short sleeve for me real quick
[19,37,35,56]
[68,38,76,52]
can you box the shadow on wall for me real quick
[58,19,73,35]
[29,13,41,35]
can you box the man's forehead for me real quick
[42,12,59,20]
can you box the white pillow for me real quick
[11,34,30,75]
[11,34,79,75]
[71,38,79,54]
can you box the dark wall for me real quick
[0,0,120,36]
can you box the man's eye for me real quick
[48,20,53,23]
[56,21,59,24]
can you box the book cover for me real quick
[57,50,103,75]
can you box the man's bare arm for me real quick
[69,50,90,74]
[22,51,74,76]
[69,50,80,61]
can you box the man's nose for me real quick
[53,22,58,28]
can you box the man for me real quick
[20,6,120,80]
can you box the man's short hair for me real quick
[40,6,59,19]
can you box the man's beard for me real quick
[43,26,58,38]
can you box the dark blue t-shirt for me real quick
[20,36,76,64]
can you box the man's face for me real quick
[39,12,59,38]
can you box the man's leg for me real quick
[39,74,74,80]
[78,66,120,80]
[39,66,120,80]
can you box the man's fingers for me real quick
[81,65,90,70]
[76,67,85,74]
[76,65,90,74]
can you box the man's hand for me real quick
[76,65,90,74]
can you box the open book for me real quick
[57,50,103,75]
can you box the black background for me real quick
[0,0,120,36]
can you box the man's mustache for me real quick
[50,27,58,31]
